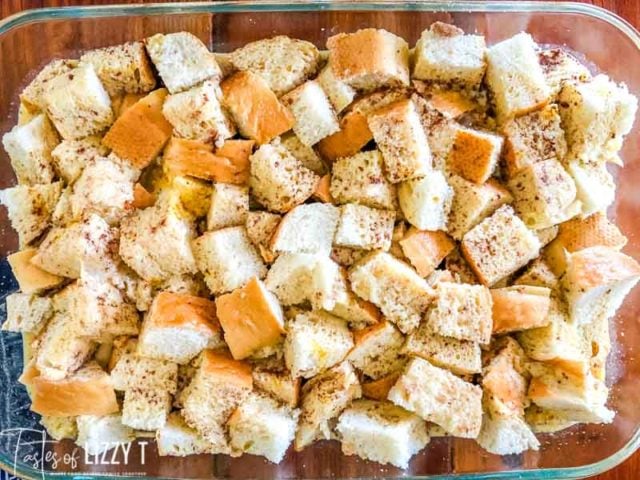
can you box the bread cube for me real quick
[3,293,53,334]
[491,285,551,334]
[327,29,410,91]
[80,41,156,96]
[122,388,171,430]
[280,132,326,175]
[361,372,401,401]
[249,142,319,213]
[76,414,135,456]
[398,170,453,230]
[485,33,551,121]
[477,413,539,455]
[2,114,59,185]
[399,228,455,277]
[580,312,611,381]
[317,65,356,113]
[316,111,372,163]
[331,245,369,268]
[43,64,113,139]
[336,399,429,469]
[426,282,493,344]
[413,22,486,87]
[284,310,353,378]
[145,32,221,93]
[192,226,266,295]
[330,150,397,210]
[221,71,294,144]
[461,205,541,286]
[0,181,62,246]
[514,258,559,290]
[334,204,394,251]
[253,364,300,408]
[502,104,567,177]
[388,357,482,438]
[157,412,215,456]
[565,160,615,217]
[206,184,249,231]
[7,248,64,294]
[20,59,78,110]
[368,99,432,183]
[271,203,339,255]
[348,321,405,380]
[51,136,108,184]
[228,392,299,463]
[230,35,319,96]
[40,416,77,441]
[295,361,361,450]
[329,290,381,331]
[245,211,281,263]
[51,185,73,225]
[447,128,503,184]
[281,81,340,146]
[349,252,435,334]
[539,48,591,96]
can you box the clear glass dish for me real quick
[1,1,640,479]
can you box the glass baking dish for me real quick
[1,1,640,479]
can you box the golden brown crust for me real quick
[351,320,386,346]
[200,349,253,388]
[117,92,146,118]
[429,91,476,119]
[316,111,372,163]
[400,228,456,277]
[312,174,334,203]
[147,291,221,336]
[448,129,502,184]
[564,246,640,292]
[7,248,65,294]
[361,371,401,401]
[491,286,551,334]
[132,183,156,209]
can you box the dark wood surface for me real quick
[1,1,639,479]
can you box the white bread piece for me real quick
[192,226,267,295]
[245,210,281,263]
[0,182,62,247]
[562,246,640,325]
[461,205,541,286]
[119,192,197,282]
[228,391,299,463]
[249,142,319,213]
[80,41,156,96]
[253,366,301,410]
[3,293,53,334]
[8,248,64,295]
[485,33,551,122]
[388,357,483,438]
[368,99,432,183]
[206,183,249,231]
[284,310,353,379]
[447,127,503,184]
[539,48,591,96]
[327,29,410,91]
[40,416,77,441]
[51,136,108,184]
[230,36,319,96]
[43,63,113,139]
[348,321,405,380]
[334,204,395,250]
[330,150,397,210]
[76,414,135,456]
[295,361,361,450]
[329,290,381,330]
[514,257,559,290]
[331,246,368,268]
[491,285,551,334]
[163,80,236,147]
[580,313,611,381]
[157,412,215,456]
[535,225,560,247]
[317,65,356,113]
[482,338,528,417]
[2,114,58,185]
[447,176,513,240]
[399,228,456,278]
[145,32,221,93]
[20,59,78,110]
[413,22,486,87]
[349,251,435,334]
[565,160,615,217]
[426,281,493,344]
[281,80,340,146]
[398,170,453,231]
[280,132,327,175]
[271,203,339,255]
[336,399,429,469]
[109,345,178,392]
[558,74,637,164]
[477,413,539,455]
[122,388,171,430]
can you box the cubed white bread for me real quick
[230,35,319,96]
[485,32,551,121]
[281,80,340,146]
[398,170,453,231]
[400,229,456,278]
[181,350,253,450]
[514,258,559,290]
[76,414,135,456]
[110,349,178,392]
[491,285,551,334]
[0,181,62,246]
[388,357,483,438]
[2,114,58,185]
[535,225,560,247]
[169,175,213,218]
[565,160,615,217]
[206,183,249,231]
[348,321,405,380]
[331,246,369,268]
[119,193,198,282]
[349,252,435,334]
[330,150,398,210]
[51,186,74,227]
[539,48,591,96]
[249,142,319,213]
[192,226,267,295]
[426,282,493,344]
[368,99,432,183]
[524,405,578,434]
[447,128,503,184]
[404,322,482,375]
[121,388,171,430]
[482,338,528,417]
[3,293,53,334]
[20,59,78,110]
[336,399,429,469]
[245,210,281,263]
[253,366,301,408]
[558,74,638,164]
[317,65,356,113]
[316,111,373,163]
[284,310,353,378]
[80,41,156,96]
[334,204,395,250]
[156,412,215,456]
[580,313,611,381]
[7,249,64,295]
[562,246,640,325]
[228,391,300,463]
[329,290,381,330]
[327,29,410,91]
[145,32,221,93]
[295,361,361,450]
[477,413,539,455]
[461,205,541,286]
[280,132,327,175]
[40,416,78,440]
[216,277,285,360]
[271,203,339,255]
[447,176,513,240]
[43,64,113,139]
[51,136,109,184]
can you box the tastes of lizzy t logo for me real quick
[0,428,147,479]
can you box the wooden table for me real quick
[0,0,639,479]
